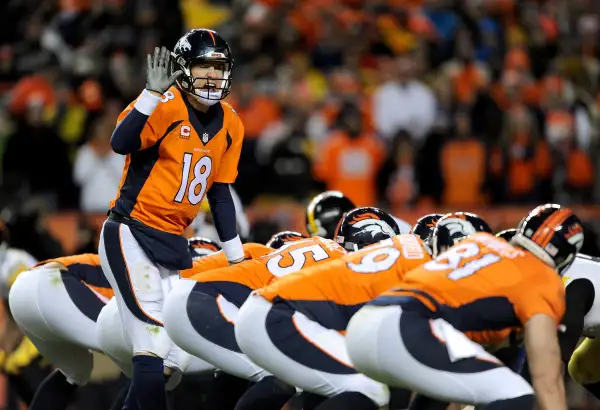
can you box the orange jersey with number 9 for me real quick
[110,87,244,235]
[373,232,566,345]
[257,234,431,330]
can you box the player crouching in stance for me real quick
[101,28,245,410]
[235,208,409,410]
[499,227,600,404]
[9,254,113,410]
[346,205,583,410]
[163,231,348,410]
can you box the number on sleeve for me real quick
[424,242,501,281]
[266,244,330,277]
[174,153,212,205]
[161,90,175,103]
[347,247,402,274]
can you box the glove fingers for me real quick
[168,70,184,85]
[153,47,160,69]
[147,54,152,74]
[159,46,168,69]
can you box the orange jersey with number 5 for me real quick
[258,234,431,331]
[186,237,346,304]
[110,87,244,235]
[373,232,565,345]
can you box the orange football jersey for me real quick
[35,254,113,300]
[180,243,272,279]
[258,234,431,330]
[373,232,565,345]
[110,87,244,235]
[188,237,347,292]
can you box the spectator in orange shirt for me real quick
[440,108,487,207]
[313,102,386,207]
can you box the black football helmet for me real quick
[431,212,493,257]
[266,231,308,249]
[410,213,444,241]
[335,207,400,251]
[306,191,355,239]
[188,237,222,260]
[512,204,584,273]
[171,29,233,101]
[496,228,517,242]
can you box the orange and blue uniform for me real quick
[371,232,565,345]
[186,237,346,307]
[111,87,243,238]
[107,87,244,270]
[34,254,113,321]
[101,86,244,345]
[162,237,346,377]
[258,234,430,331]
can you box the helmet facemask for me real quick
[171,52,232,106]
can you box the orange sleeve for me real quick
[244,243,272,259]
[180,252,229,279]
[511,270,565,326]
[116,91,174,150]
[215,107,244,183]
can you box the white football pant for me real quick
[97,297,214,389]
[9,267,106,385]
[235,294,389,407]
[163,278,269,382]
[346,305,534,405]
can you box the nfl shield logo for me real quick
[202,133,209,143]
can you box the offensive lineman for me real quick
[101,29,245,410]
[498,228,600,402]
[347,204,583,410]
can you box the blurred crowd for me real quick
[1,1,600,409]
[1,0,599,218]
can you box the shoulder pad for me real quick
[221,101,238,116]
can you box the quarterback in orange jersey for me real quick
[235,208,425,410]
[163,231,342,410]
[96,239,224,386]
[9,254,114,410]
[346,205,584,410]
[99,28,246,409]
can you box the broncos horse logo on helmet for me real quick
[430,212,493,257]
[335,207,400,251]
[188,237,222,260]
[266,231,308,249]
[171,29,234,102]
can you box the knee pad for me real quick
[569,338,600,385]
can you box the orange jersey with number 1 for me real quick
[373,232,565,346]
[110,87,244,235]
[258,234,431,331]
